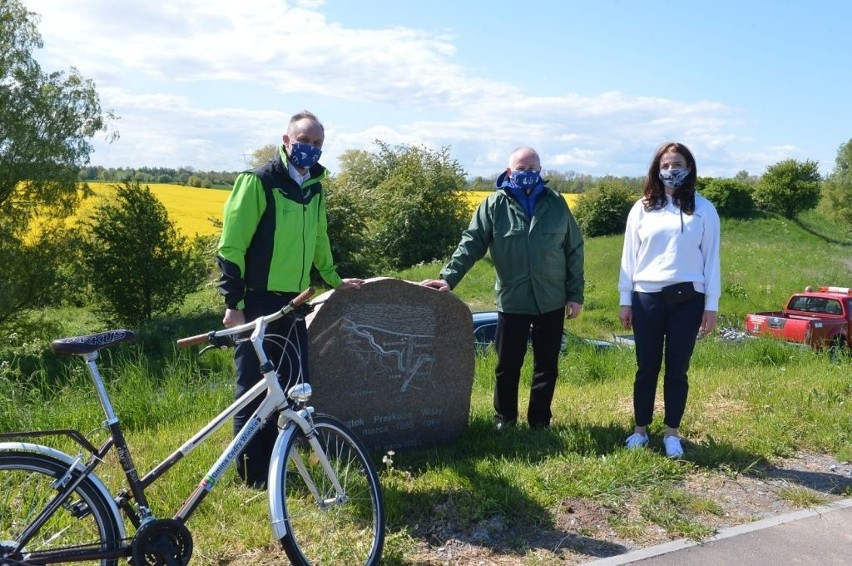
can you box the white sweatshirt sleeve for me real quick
[699,196,722,311]
[618,200,642,306]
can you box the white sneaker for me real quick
[625,432,649,450]
[664,435,684,458]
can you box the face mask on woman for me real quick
[658,168,690,189]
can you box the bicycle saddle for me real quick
[51,329,138,355]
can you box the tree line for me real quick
[77,165,239,188]
[76,163,636,193]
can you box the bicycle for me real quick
[0,288,385,565]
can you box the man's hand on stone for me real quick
[420,279,450,292]
[338,278,365,289]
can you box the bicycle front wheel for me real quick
[0,450,123,565]
[274,414,385,565]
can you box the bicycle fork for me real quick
[266,409,347,538]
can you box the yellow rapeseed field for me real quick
[65,182,229,238]
[463,191,580,210]
[43,185,580,241]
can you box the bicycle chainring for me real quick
[130,518,193,566]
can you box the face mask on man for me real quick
[658,168,690,189]
[510,169,541,190]
[288,143,322,168]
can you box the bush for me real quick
[323,177,372,278]
[0,220,62,326]
[819,177,852,231]
[753,159,821,218]
[701,178,754,218]
[81,181,207,325]
[572,179,636,237]
[818,139,852,231]
[334,142,470,271]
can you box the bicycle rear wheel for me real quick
[0,451,123,565]
[274,414,385,565]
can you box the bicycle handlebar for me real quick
[176,287,315,349]
[175,331,216,349]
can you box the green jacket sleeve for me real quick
[217,173,266,309]
[440,196,493,289]
[564,209,585,305]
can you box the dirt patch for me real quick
[405,451,852,565]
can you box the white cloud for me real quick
[23,0,802,178]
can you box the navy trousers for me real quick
[631,290,705,429]
[233,290,309,486]
[494,308,565,428]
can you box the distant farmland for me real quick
[463,191,580,210]
[76,182,228,237]
[68,184,580,239]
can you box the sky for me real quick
[20,0,852,179]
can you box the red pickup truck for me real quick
[745,286,852,354]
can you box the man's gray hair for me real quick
[289,110,324,133]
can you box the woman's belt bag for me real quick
[661,282,696,305]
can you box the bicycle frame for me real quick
[1,290,327,562]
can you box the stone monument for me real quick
[305,277,475,452]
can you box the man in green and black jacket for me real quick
[217,110,363,487]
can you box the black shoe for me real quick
[495,419,516,431]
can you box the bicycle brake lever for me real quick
[293,303,315,320]
[199,335,236,355]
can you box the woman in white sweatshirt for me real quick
[618,142,721,458]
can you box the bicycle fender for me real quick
[266,425,299,539]
[0,441,127,540]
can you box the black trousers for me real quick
[233,290,309,486]
[494,308,565,428]
[631,290,704,429]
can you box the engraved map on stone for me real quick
[306,278,475,451]
[338,315,434,393]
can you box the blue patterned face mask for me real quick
[659,168,690,189]
[288,143,322,168]
[510,170,541,190]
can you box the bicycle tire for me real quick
[0,451,123,565]
[273,414,385,565]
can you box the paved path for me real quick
[585,498,852,565]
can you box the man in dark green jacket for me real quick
[422,147,584,429]
[218,110,362,487]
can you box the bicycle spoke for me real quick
[0,452,122,565]
[274,415,384,565]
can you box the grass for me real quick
[776,486,830,508]
[2,209,851,563]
